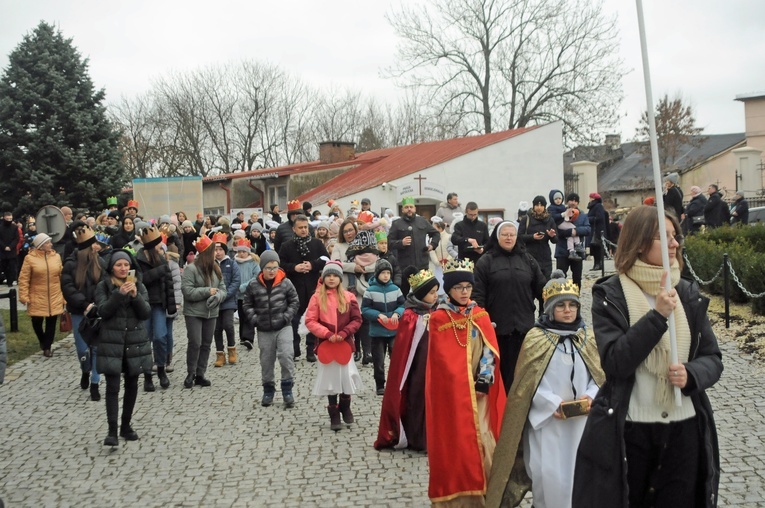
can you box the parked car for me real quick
[749,206,765,224]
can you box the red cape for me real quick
[426,305,506,502]
[374,308,426,450]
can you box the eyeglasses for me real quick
[263,266,279,272]
[452,284,473,293]
[499,232,517,239]
[554,302,580,310]
[653,234,683,245]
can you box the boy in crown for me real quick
[487,270,604,508]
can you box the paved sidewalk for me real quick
[0,261,763,506]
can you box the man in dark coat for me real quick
[387,198,439,271]
[0,212,19,286]
[587,192,609,271]
[662,172,684,220]
[703,184,729,228]
[451,201,490,264]
[731,191,749,226]
[683,185,708,235]
[278,215,329,361]
[554,193,591,290]
[274,202,314,253]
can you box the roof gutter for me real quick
[248,180,265,208]
[218,182,231,214]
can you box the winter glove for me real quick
[206,295,219,309]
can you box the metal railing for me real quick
[0,288,19,332]
[601,233,764,328]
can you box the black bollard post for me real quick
[8,288,18,332]
[723,253,730,329]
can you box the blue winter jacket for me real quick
[217,256,241,311]
[235,255,261,301]
[361,277,406,338]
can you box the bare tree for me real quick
[110,93,162,179]
[386,0,624,144]
[635,93,705,171]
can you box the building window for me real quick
[479,209,504,223]
[268,185,287,210]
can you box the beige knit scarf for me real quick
[620,259,691,409]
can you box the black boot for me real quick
[90,383,101,402]
[120,418,139,441]
[157,366,170,389]
[80,372,89,390]
[183,373,195,389]
[281,379,294,408]
[339,394,354,424]
[103,422,118,447]
[328,405,342,431]
[143,374,155,392]
[261,382,275,407]
[194,375,211,387]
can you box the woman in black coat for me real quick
[95,250,152,447]
[60,225,107,401]
[473,220,546,391]
[518,195,557,315]
[573,206,722,508]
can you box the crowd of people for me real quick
[0,188,724,508]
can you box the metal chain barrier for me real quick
[682,252,725,286]
[728,263,765,299]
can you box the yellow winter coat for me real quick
[18,248,65,317]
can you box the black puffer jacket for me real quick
[473,229,546,336]
[573,275,722,508]
[61,250,107,314]
[136,249,177,313]
[242,269,299,331]
[94,275,153,377]
[517,212,557,277]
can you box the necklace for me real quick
[446,309,471,348]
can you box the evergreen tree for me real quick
[0,21,125,218]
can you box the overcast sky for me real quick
[2,0,765,144]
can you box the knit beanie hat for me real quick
[181,220,194,229]
[322,260,344,280]
[32,233,52,249]
[107,210,120,220]
[108,250,132,272]
[159,215,171,226]
[317,221,330,231]
[532,195,547,207]
[552,191,564,202]
[375,259,393,279]
[442,259,475,293]
[542,269,580,319]
[251,222,264,232]
[259,250,279,271]
[664,172,679,185]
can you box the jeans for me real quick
[257,326,295,385]
[166,317,174,362]
[371,335,395,386]
[185,316,216,377]
[214,308,236,351]
[146,305,169,366]
[556,256,583,291]
[71,313,100,383]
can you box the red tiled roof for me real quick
[296,127,537,204]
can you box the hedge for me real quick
[684,224,765,314]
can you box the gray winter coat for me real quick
[94,277,153,377]
[181,263,227,319]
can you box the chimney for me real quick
[319,141,356,164]
[605,134,621,150]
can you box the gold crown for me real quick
[408,269,435,290]
[443,259,474,274]
[73,224,95,246]
[542,279,580,302]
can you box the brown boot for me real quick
[227,346,237,365]
[214,351,226,367]
[338,394,354,424]
[328,405,342,431]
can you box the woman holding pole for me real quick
[572,206,722,507]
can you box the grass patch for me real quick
[2,309,70,365]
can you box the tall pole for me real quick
[635,0,681,406]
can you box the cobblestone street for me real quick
[1,261,764,506]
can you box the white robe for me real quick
[522,337,600,508]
